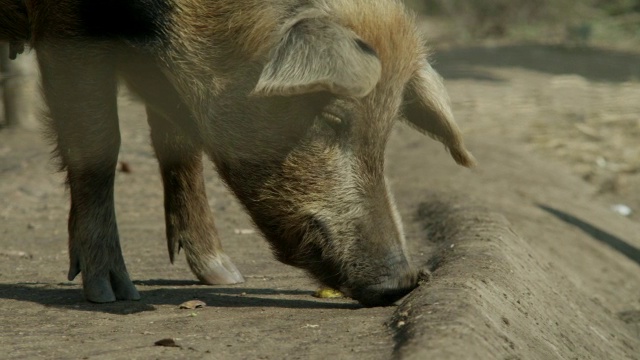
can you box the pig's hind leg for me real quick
[38,44,139,303]
[146,106,244,285]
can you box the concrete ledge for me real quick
[393,193,638,360]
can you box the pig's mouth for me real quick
[261,214,343,289]
[303,216,419,307]
[298,216,346,289]
[260,213,419,307]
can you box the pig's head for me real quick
[208,3,475,307]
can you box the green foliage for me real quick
[406,0,579,37]
[593,0,640,16]
[403,0,640,45]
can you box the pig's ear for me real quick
[252,16,381,98]
[402,62,476,167]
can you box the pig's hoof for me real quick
[83,272,141,303]
[193,253,245,285]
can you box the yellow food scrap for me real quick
[313,287,344,299]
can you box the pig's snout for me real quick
[349,260,419,307]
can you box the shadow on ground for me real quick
[539,204,640,266]
[433,44,640,83]
[0,282,360,315]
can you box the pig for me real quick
[0,0,475,306]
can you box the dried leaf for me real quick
[118,161,132,174]
[179,300,206,309]
[154,338,181,348]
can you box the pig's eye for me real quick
[320,112,346,134]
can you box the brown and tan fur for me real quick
[1,0,474,306]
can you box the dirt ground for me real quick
[1,41,640,359]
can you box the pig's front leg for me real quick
[146,107,244,285]
[38,44,140,303]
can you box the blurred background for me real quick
[404,0,640,47]
[402,0,640,220]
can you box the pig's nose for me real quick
[351,267,419,307]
